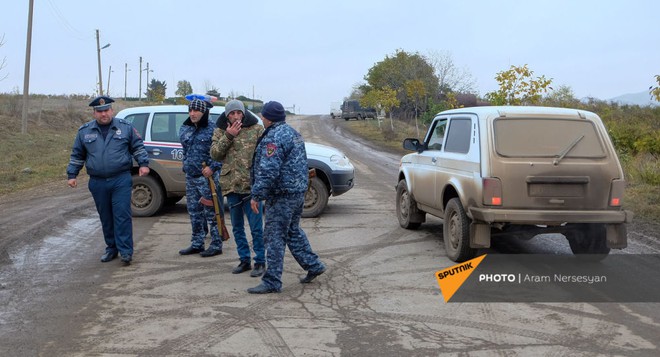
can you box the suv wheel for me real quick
[302,176,329,218]
[131,175,165,217]
[566,223,610,258]
[396,180,423,229]
[443,198,477,262]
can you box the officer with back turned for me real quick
[247,101,326,294]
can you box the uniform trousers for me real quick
[88,172,133,257]
[261,192,325,291]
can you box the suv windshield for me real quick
[494,118,606,158]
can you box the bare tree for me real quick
[0,34,8,81]
[426,50,476,95]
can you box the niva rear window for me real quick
[494,118,606,158]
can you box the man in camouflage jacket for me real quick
[211,100,266,277]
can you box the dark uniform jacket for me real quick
[67,118,149,179]
[251,122,308,202]
[179,110,222,177]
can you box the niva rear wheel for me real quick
[443,198,477,262]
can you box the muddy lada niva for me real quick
[396,106,632,262]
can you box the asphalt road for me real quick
[0,115,658,356]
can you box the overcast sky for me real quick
[1,0,658,114]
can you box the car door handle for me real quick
[151,148,161,156]
[432,157,437,163]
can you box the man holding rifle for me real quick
[178,98,225,257]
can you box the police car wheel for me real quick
[131,175,165,217]
[302,177,329,218]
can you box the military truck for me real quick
[341,100,376,120]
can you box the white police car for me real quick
[115,105,354,218]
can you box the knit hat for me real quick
[261,101,286,122]
[188,98,207,112]
[225,100,245,116]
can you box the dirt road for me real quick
[1,115,659,356]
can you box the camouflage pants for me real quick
[185,174,223,250]
[261,192,325,291]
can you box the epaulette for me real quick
[78,122,90,131]
[117,118,129,125]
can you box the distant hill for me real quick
[609,90,660,107]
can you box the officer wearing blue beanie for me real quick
[260,100,287,122]
[247,101,326,294]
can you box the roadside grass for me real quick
[0,128,76,195]
[339,117,427,155]
[0,95,138,195]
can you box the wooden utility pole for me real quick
[21,0,34,134]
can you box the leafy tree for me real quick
[361,86,399,130]
[544,85,578,107]
[485,64,553,105]
[175,80,193,97]
[650,75,660,102]
[405,79,427,137]
[364,49,438,117]
[146,78,167,102]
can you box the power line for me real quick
[45,0,88,41]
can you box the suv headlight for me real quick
[330,154,351,168]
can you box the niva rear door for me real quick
[488,117,622,210]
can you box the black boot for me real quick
[232,260,251,274]
[179,246,204,255]
[200,246,222,257]
[250,263,265,277]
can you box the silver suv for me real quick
[115,105,354,218]
[396,106,632,262]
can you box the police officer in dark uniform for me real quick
[67,96,150,265]
[178,98,224,257]
[247,101,326,294]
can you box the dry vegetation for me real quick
[0,95,141,194]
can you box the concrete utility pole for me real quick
[96,29,110,95]
[124,63,130,100]
[138,56,142,101]
[143,62,153,101]
[21,0,34,134]
[107,65,113,97]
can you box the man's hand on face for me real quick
[227,119,242,137]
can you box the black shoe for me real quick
[200,246,222,257]
[121,254,132,264]
[179,246,204,255]
[232,261,252,274]
[247,283,279,294]
[101,251,118,262]
[250,263,265,277]
[300,266,326,284]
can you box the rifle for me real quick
[200,162,230,241]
